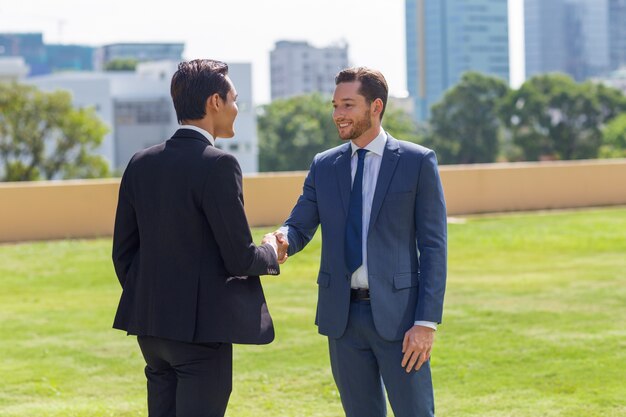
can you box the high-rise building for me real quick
[524,0,567,78]
[94,43,185,70]
[270,40,349,100]
[609,0,626,70]
[525,0,620,81]
[405,0,509,121]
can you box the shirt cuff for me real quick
[414,321,437,331]
[277,225,290,245]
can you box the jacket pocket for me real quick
[393,272,418,290]
[317,272,330,288]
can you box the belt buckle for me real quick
[351,288,370,301]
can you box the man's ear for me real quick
[371,98,384,118]
[206,93,222,113]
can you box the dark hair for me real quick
[335,67,388,119]
[170,59,231,123]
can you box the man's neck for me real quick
[351,124,382,149]
[182,120,215,138]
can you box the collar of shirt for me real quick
[349,127,387,157]
[179,124,215,146]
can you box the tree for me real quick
[258,93,421,172]
[499,74,626,161]
[104,58,138,71]
[0,82,110,181]
[424,72,510,164]
[600,113,626,158]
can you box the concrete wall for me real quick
[1,159,625,243]
[0,179,120,243]
[441,158,626,214]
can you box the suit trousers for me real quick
[328,300,435,417]
[137,336,233,417]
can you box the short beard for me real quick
[339,109,372,140]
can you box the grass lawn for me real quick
[1,207,625,416]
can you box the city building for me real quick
[0,33,48,76]
[270,40,349,100]
[525,0,626,82]
[45,44,95,72]
[28,61,259,173]
[94,43,184,70]
[0,57,29,82]
[0,32,94,75]
[609,0,626,71]
[405,0,509,121]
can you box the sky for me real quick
[0,0,524,105]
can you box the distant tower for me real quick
[525,0,611,81]
[270,40,349,100]
[405,0,510,121]
[609,0,626,70]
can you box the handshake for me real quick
[261,231,289,264]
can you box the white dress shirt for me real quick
[348,128,386,289]
[179,124,216,146]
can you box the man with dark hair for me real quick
[276,66,447,417]
[112,59,281,417]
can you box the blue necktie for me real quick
[345,148,368,274]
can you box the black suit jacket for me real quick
[112,129,279,344]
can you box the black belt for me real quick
[350,288,370,301]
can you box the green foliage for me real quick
[257,93,421,172]
[104,58,138,71]
[0,82,109,181]
[600,113,626,158]
[258,93,337,172]
[1,208,626,416]
[499,74,626,161]
[379,102,423,144]
[426,72,510,164]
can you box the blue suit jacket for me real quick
[285,133,447,341]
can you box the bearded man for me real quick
[275,67,447,417]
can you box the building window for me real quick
[115,100,171,125]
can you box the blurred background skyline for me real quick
[0,0,525,103]
[1,0,625,178]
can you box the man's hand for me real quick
[273,231,289,264]
[261,233,279,259]
[261,233,276,246]
[401,325,435,372]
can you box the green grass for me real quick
[1,207,625,416]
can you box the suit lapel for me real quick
[368,135,400,231]
[334,143,352,216]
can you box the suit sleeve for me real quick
[112,166,140,288]
[202,153,279,277]
[414,150,447,323]
[283,155,321,256]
